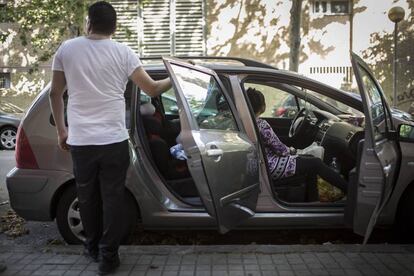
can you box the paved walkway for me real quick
[1,244,414,276]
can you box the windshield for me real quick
[299,87,364,117]
[358,66,386,126]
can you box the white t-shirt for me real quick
[52,36,141,146]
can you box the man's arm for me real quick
[49,71,69,151]
[129,67,171,97]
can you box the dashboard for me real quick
[311,110,364,174]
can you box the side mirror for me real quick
[169,105,179,114]
[398,124,414,142]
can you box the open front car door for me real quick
[163,58,260,233]
[347,53,401,243]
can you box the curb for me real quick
[1,244,414,255]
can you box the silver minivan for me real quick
[7,54,414,244]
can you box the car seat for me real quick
[140,103,189,180]
[151,97,181,147]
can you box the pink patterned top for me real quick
[257,118,297,179]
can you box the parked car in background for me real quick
[6,54,414,246]
[0,101,23,150]
[271,94,299,118]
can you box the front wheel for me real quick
[56,185,139,244]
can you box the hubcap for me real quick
[67,198,86,242]
[0,129,16,150]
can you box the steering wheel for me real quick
[289,107,312,138]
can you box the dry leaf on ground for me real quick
[0,209,30,238]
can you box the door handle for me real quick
[383,164,391,177]
[206,148,223,157]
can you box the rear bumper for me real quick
[6,167,74,221]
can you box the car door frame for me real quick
[228,69,362,211]
[348,52,401,243]
[163,57,261,233]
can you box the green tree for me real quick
[0,0,138,70]
[1,0,93,67]
[362,0,414,109]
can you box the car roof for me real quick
[143,63,363,112]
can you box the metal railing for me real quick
[309,66,353,83]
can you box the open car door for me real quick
[347,53,401,243]
[163,58,260,233]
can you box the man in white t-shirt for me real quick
[49,2,171,275]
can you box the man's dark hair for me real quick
[88,1,117,35]
[246,87,266,115]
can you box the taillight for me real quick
[15,126,39,169]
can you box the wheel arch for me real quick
[0,124,18,131]
[50,178,76,220]
[49,179,141,220]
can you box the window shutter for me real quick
[111,0,139,52]
[175,0,205,56]
[141,0,205,57]
[142,0,171,56]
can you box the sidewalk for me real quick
[1,244,414,275]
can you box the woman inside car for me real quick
[246,87,348,194]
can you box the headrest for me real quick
[140,102,156,116]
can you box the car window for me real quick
[244,83,299,119]
[140,93,151,104]
[358,65,390,135]
[160,88,178,115]
[170,64,237,131]
[297,98,321,112]
[299,87,363,116]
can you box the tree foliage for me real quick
[1,0,138,70]
[1,0,93,66]
[362,0,414,107]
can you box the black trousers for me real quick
[296,155,348,192]
[70,140,130,261]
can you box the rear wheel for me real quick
[56,185,139,245]
[0,126,17,150]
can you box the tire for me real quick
[0,126,17,150]
[56,185,84,244]
[56,184,139,245]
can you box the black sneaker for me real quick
[83,248,99,263]
[98,256,120,275]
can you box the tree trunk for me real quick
[289,0,303,72]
